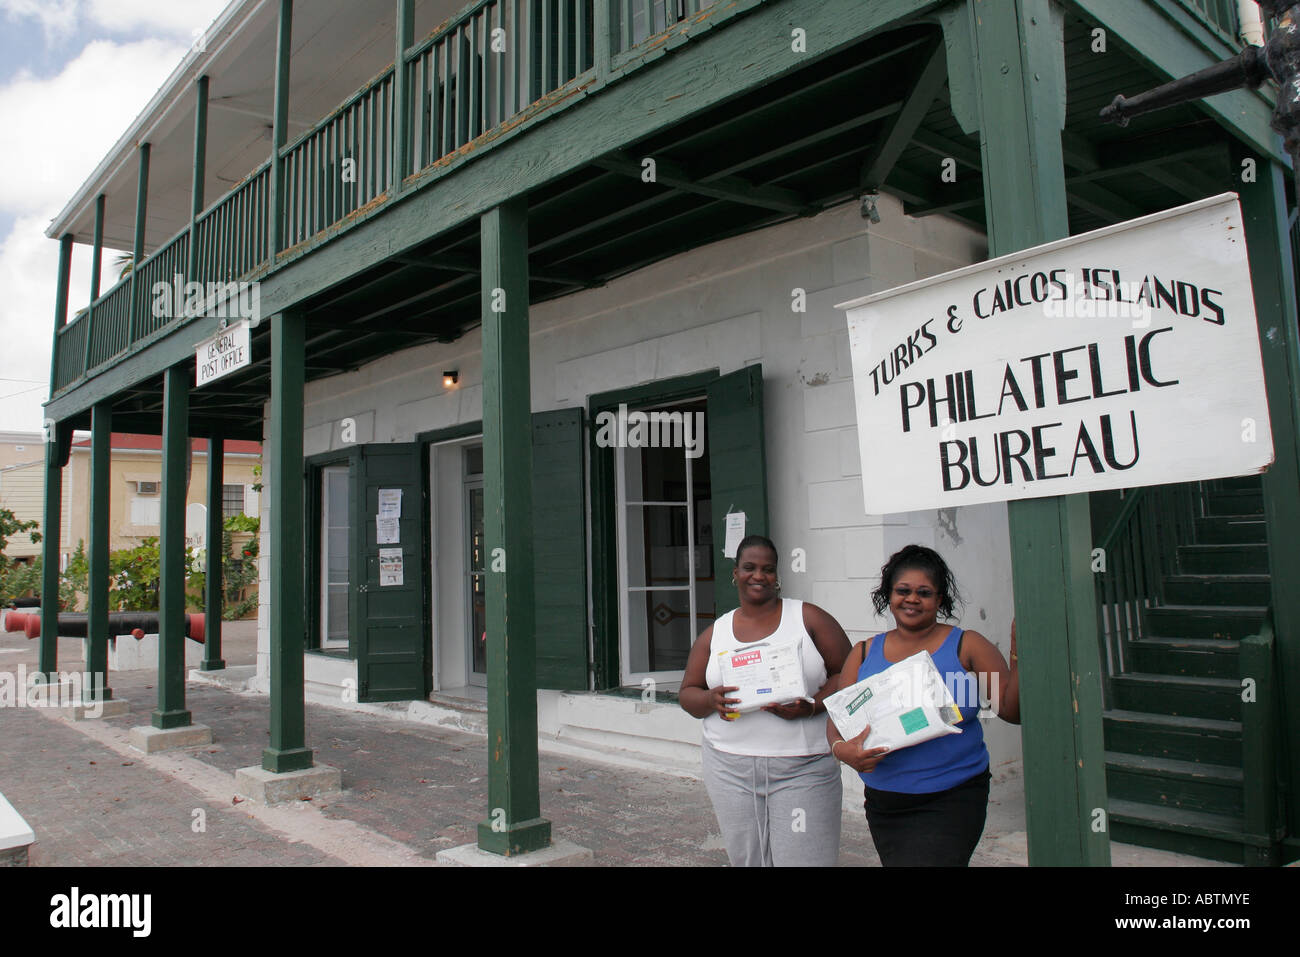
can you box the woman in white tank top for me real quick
[679,535,852,866]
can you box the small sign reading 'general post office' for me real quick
[838,194,1273,515]
[195,321,250,387]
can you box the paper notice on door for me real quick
[723,512,746,559]
[376,516,400,544]
[379,547,404,586]
[378,488,402,519]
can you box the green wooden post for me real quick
[90,196,104,302]
[1233,148,1300,840]
[85,402,113,702]
[39,234,74,679]
[264,309,313,773]
[967,0,1110,865]
[127,142,150,344]
[268,0,292,258]
[594,0,612,80]
[153,365,192,730]
[476,199,551,855]
[393,0,414,193]
[82,194,105,374]
[201,438,226,671]
[187,75,209,285]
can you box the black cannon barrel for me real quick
[19,612,205,642]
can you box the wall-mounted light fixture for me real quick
[443,370,459,388]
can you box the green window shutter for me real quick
[708,364,769,618]
[532,408,589,690]
[355,442,428,702]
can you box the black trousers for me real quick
[863,769,991,866]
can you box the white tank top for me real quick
[701,599,830,757]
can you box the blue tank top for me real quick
[855,626,989,793]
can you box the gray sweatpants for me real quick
[700,740,843,867]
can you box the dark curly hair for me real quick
[871,544,962,620]
[733,534,778,565]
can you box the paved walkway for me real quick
[0,624,1223,867]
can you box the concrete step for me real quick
[1103,709,1241,765]
[1125,635,1239,678]
[1108,798,1255,864]
[1162,574,1271,607]
[1193,516,1267,544]
[1106,751,1243,817]
[1143,604,1266,640]
[1111,672,1242,721]
[1178,543,1269,575]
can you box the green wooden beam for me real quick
[1066,181,1144,224]
[90,196,105,300]
[910,125,981,169]
[153,364,192,730]
[82,196,106,376]
[391,252,599,287]
[187,74,209,284]
[268,0,293,257]
[201,437,226,671]
[1060,129,1099,173]
[85,402,112,703]
[476,199,550,856]
[393,0,414,191]
[37,423,69,679]
[40,234,74,678]
[264,309,313,773]
[1065,0,1283,163]
[127,143,150,344]
[966,0,1110,866]
[594,151,817,215]
[1141,164,1223,202]
[1233,148,1300,840]
[859,40,948,191]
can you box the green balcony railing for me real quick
[1179,0,1241,42]
[282,72,392,249]
[1092,481,1205,702]
[52,0,755,396]
[132,230,189,340]
[194,162,270,286]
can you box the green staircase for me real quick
[1093,477,1286,864]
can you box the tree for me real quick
[0,507,41,603]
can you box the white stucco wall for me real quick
[257,194,1022,765]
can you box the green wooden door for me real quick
[355,442,429,702]
[708,364,769,617]
[532,408,588,690]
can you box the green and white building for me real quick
[39,0,1300,863]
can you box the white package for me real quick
[715,640,807,714]
[824,651,963,752]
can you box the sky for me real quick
[0,0,229,433]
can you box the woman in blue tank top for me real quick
[825,545,1020,866]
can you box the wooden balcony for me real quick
[52,0,746,396]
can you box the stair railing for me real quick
[1241,607,1284,865]
[1093,482,1206,703]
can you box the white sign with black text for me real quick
[195,320,251,387]
[838,194,1274,514]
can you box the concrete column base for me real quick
[0,845,28,866]
[234,764,343,805]
[67,699,131,721]
[128,723,213,753]
[435,838,593,867]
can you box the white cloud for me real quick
[0,38,187,215]
[0,34,189,429]
[0,0,79,43]
[85,0,230,41]
[0,0,229,45]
